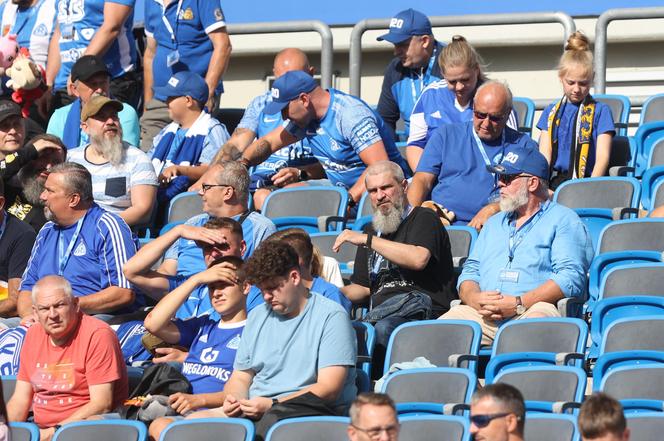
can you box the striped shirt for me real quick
[0,0,56,69]
[68,142,158,214]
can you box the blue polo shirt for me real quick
[54,0,137,90]
[284,88,409,189]
[144,0,226,100]
[416,121,538,225]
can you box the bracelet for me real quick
[272,397,279,407]
[299,169,309,181]
[348,197,357,208]
[366,232,373,249]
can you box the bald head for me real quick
[472,80,513,141]
[273,48,313,78]
[474,80,512,115]
[32,275,74,304]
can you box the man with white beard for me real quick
[334,160,455,378]
[440,146,593,345]
[68,95,157,227]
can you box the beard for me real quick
[372,197,405,235]
[91,133,124,166]
[17,164,46,205]
[499,183,530,213]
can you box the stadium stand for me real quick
[523,413,579,441]
[159,418,255,441]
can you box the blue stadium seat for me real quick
[487,366,586,413]
[631,121,664,177]
[524,413,579,441]
[445,226,478,273]
[266,416,349,441]
[1,375,15,405]
[596,364,664,413]
[160,417,254,441]
[593,262,664,308]
[626,411,664,438]
[512,97,535,136]
[167,191,203,224]
[53,420,148,441]
[594,94,631,136]
[262,186,349,232]
[353,321,376,393]
[399,414,470,441]
[380,367,477,415]
[384,320,482,374]
[640,164,664,210]
[310,232,357,276]
[9,422,40,441]
[640,93,664,125]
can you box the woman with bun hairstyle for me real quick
[537,31,615,190]
[406,35,516,171]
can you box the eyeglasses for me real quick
[201,183,234,193]
[470,413,511,428]
[498,174,532,185]
[473,110,506,123]
[351,424,400,439]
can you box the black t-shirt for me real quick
[0,214,37,282]
[350,206,457,314]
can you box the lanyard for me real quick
[58,214,86,276]
[12,0,41,37]
[507,203,546,262]
[410,51,436,104]
[472,129,506,168]
[161,0,184,45]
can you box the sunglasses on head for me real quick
[470,412,511,428]
[473,110,506,123]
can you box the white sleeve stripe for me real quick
[99,214,131,288]
[205,22,226,35]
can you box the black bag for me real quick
[116,363,192,420]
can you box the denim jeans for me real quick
[363,291,432,379]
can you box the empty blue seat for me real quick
[262,186,349,232]
[53,420,148,441]
[594,94,631,136]
[512,97,535,136]
[160,417,254,441]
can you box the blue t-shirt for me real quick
[0,0,57,69]
[536,100,615,176]
[164,211,277,278]
[54,0,137,89]
[144,0,226,99]
[176,316,245,394]
[416,121,538,224]
[284,88,409,188]
[19,204,139,310]
[234,293,357,407]
[237,91,317,188]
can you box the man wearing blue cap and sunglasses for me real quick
[238,70,409,207]
[376,8,444,140]
[439,145,593,345]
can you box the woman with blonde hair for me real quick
[537,31,615,190]
[406,35,516,170]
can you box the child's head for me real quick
[558,31,593,104]
[207,255,248,319]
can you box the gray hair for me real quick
[49,162,94,203]
[475,80,513,114]
[472,384,526,435]
[217,161,250,206]
[31,275,74,304]
[349,392,397,426]
[365,160,405,185]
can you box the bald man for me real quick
[407,81,539,230]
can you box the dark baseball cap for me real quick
[71,55,110,82]
[0,100,21,124]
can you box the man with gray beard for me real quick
[440,146,593,345]
[68,95,158,227]
[334,160,455,378]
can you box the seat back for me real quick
[597,219,664,255]
[647,138,664,169]
[600,263,664,301]
[640,93,664,125]
[492,318,587,356]
[266,416,349,441]
[594,94,630,136]
[211,108,245,134]
[385,320,482,373]
[600,365,664,400]
[633,121,664,176]
[512,97,535,135]
[9,423,40,441]
[160,417,254,441]
[654,180,664,210]
[524,413,578,441]
[1,375,15,405]
[399,415,469,441]
[357,192,374,219]
[601,316,664,354]
[52,420,148,441]
[353,321,376,392]
[608,136,633,170]
[627,412,664,441]
[491,366,586,404]
[381,368,476,406]
[167,191,203,224]
[445,226,477,269]
[262,186,347,219]
[310,232,358,267]
[553,177,640,210]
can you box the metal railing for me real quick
[594,7,664,95]
[227,21,334,89]
[349,12,575,97]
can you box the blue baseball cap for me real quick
[153,71,209,103]
[263,71,318,115]
[490,146,550,180]
[377,8,432,44]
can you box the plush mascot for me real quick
[0,34,47,117]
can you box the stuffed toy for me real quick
[0,34,46,117]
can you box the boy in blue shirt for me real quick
[144,255,248,441]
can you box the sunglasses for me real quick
[473,110,506,123]
[498,174,532,185]
[470,413,511,428]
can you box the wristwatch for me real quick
[515,296,526,315]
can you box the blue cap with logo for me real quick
[153,71,209,103]
[377,8,432,44]
[263,70,318,115]
[489,146,550,180]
